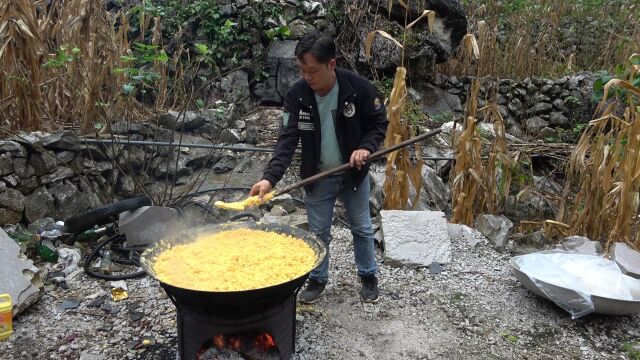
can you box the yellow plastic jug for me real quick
[0,294,13,340]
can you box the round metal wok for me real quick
[140,221,326,312]
[510,250,640,316]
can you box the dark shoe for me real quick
[299,279,326,304]
[360,276,379,303]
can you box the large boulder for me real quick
[156,111,207,131]
[0,228,44,316]
[260,40,300,105]
[474,214,513,249]
[260,210,309,230]
[220,70,251,109]
[421,84,463,118]
[24,187,56,223]
[40,167,75,185]
[29,152,57,176]
[0,153,13,176]
[447,222,486,247]
[609,242,640,279]
[508,231,554,254]
[356,0,467,73]
[561,236,602,256]
[49,181,101,221]
[151,154,193,179]
[42,131,79,151]
[0,141,27,158]
[381,210,451,267]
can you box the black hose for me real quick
[229,213,260,222]
[66,196,152,233]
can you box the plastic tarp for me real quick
[515,252,640,318]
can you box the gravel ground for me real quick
[2,225,640,360]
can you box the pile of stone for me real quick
[0,132,101,226]
[433,73,596,138]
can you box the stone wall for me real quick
[427,72,597,138]
[0,108,258,227]
[0,133,102,227]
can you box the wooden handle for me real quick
[275,128,443,196]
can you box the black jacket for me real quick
[262,68,388,191]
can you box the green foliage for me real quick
[593,57,640,104]
[404,100,425,126]
[500,330,519,344]
[477,126,493,140]
[511,160,532,187]
[114,43,168,96]
[326,0,345,28]
[261,3,283,19]
[501,0,529,13]
[621,341,640,360]
[564,95,582,108]
[265,26,291,40]
[128,0,249,67]
[556,123,587,142]
[43,45,81,68]
[372,77,394,97]
[431,112,454,123]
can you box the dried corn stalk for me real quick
[382,66,423,210]
[449,80,514,225]
[366,4,436,210]
[0,0,43,129]
[34,0,130,129]
[482,102,513,213]
[558,54,640,248]
[450,80,484,225]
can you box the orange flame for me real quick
[228,337,242,351]
[213,335,224,350]
[254,333,277,352]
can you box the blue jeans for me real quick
[303,174,377,283]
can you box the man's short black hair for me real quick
[294,32,336,64]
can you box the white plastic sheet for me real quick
[515,252,640,318]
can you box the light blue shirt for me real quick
[315,82,343,171]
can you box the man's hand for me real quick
[350,149,370,170]
[249,180,273,200]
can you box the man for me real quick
[250,32,388,304]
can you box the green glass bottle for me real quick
[38,240,58,263]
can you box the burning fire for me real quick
[228,336,242,351]
[213,334,224,350]
[254,333,277,352]
[201,332,278,357]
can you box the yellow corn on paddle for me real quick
[214,192,275,211]
[213,128,443,211]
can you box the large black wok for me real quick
[140,221,326,316]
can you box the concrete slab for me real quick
[0,228,43,316]
[381,210,451,267]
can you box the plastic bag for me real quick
[53,248,82,276]
[515,252,640,319]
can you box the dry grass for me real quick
[39,0,132,130]
[0,0,177,131]
[440,0,640,79]
[366,3,436,210]
[557,54,640,248]
[0,0,43,130]
[450,80,514,225]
